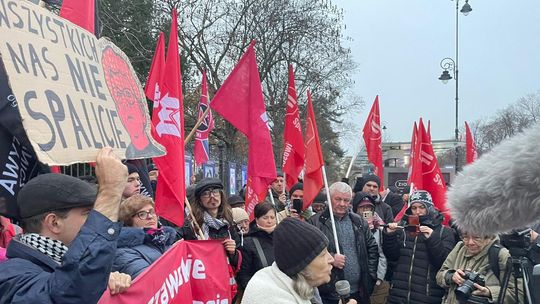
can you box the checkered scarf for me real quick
[19,233,68,264]
[201,211,228,240]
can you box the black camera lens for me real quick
[454,271,486,302]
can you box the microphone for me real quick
[447,123,540,235]
[335,280,350,303]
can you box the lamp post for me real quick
[438,0,472,174]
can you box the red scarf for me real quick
[0,216,17,248]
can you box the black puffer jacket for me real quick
[309,208,379,303]
[237,226,274,289]
[383,210,456,304]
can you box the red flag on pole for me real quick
[282,65,305,190]
[145,33,165,101]
[303,90,324,209]
[362,96,384,189]
[396,122,419,222]
[402,119,448,224]
[60,0,96,34]
[406,121,418,184]
[149,12,185,227]
[210,41,276,219]
[194,70,214,165]
[465,121,477,164]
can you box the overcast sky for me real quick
[334,0,540,155]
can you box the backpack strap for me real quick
[252,237,269,268]
[488,243,502,282]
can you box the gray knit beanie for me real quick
[274,218,329,277]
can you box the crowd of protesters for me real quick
[0,150,534,303]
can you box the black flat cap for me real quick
[18,174,97,219]
[194,178,223,197]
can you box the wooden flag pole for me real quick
[345,153,357,179]
[283,172,287,195]
[184,197,206,240]
[184,106,211,146]
[321,165,341,255]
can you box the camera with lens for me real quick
[500,228,532,250]
[455,271,486,302]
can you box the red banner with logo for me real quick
[99,240,231,304]
[362,96,384,189]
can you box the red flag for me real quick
[60,0,95,34]
[303,90,324,209]
[406,122,418,184]
[362,96,384,189]
[465,121,477,164]
[150,12,185,227]
[145,33,165,101]
[210,41,276,219]
[194,71,214,165]
[282,65,305,190]
[405,119,449,224]
[98,240,231,304]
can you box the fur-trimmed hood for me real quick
[447,123,540,235]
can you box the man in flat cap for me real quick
[0,148,130,303]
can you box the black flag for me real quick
[0,62,48,220]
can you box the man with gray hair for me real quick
[309,182,379,303]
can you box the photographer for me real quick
[383,190,456,303]
[277,183,313,222]
[436,232,521,303]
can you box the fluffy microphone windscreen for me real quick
[447,123,540,235]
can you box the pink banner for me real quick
[99,240,231,304]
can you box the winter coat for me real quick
[242,262,312,304]
[0,211,121,304]
[309,208,379,302]
[112,226,177,279]
[382,191,405,218]
[182,217,242,269]
[374,196,395,224]
[265,189,286,212]
[383,210,456,304]
[436,238,521,304]
[237,226,274,289]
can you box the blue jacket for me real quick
[112,226,177,279]
[0,210,121,304]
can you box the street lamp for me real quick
[438,0,472,174]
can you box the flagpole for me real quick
[282,172,287,195]
[345,153,357,178]
[321,165,341,255]
[184,197,206,240]
[184,106,211,145]
[268,188,276,207]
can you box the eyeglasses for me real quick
[201,188,221,198]
[461,235,484,242]
[133,209,156,220]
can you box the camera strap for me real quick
[488,243,502,283]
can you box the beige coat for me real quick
[436,238,522,304]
